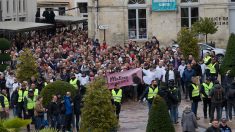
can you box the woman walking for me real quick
[181,105,198,132]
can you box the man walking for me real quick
[182,63,195,100]
[63,92,73,132]
[24,89,36,132]
[0,89,9,119]
[227,81,235,122]
[48,95,61,130]
[189,76,201,120]
[200,78,213,119]
[17,83,28,118]
[112,84,123,120]
[139,80,159,110]
[209,80,225,123]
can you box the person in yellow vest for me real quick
[189,76,201,120]
[69,74,80,90]
[208,58,219,82]
[200,77,213,119]
[203,52,212,77]
[111,84,123,120]
[17,83,28,118]
[30,83,39,97]
[24,89,36,132]
[139,80,159,110]
[0,89,9,119]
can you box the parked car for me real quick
[171,43,226,63]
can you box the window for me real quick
[13,0,16,13]
[128,0,147,39]
[128,0,145,4]
[181,7,198,27]
[77,3,87,13]
[7,0,9,13]
[181,0,198,2]
[19,17,26,21]
[59,7,65,16]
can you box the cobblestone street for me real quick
[118,100,235,132]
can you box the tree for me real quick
[80,77,118,132]
[40,80,76,106]
[16,48,38,82]
[177,28,200,60]
[192,17,218,43]
[146,95,175,132]
[0,38,12,72]
[0,118,31,132]
[220,33,235,76]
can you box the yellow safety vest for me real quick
[70,79,78,89]
[204,56,211,65]
[0,94,9,111]
[192,84,200,97]
[18,89,28,102]
[34,89,39,96]
[44,82,48,87]
[148,87,159,99]
[26,96,36,110]
[202,82,213,97]
[208,63,216,74]
[112,89,122,103]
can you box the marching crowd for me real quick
[0,28,234,132]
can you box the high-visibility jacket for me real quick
[204,56,211,65]
[208,63,217,74]
[192,84,200,97]
[26,96,36,110]
[0,94,9,111]
[148,87,159,99]
[112,89,122,103]
[202,82,213,97]
[44,82,48,87]
[34,89,39,96]
[70,79,78,89]
[18,89,28,102]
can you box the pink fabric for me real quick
[107,68,142,89]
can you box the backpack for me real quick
[214,87,223,102]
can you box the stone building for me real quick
[0,0,36,22]
[88,0,235,48]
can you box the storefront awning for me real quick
[0,21,53,33]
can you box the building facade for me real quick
[88,0,235,48]
[37,0,74,17]
[0,0,36,22]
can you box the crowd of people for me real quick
[0,27,234,132]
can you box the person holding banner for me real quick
[139,80,159,110]
[111,84,123,120]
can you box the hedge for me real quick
[40,80,76,106]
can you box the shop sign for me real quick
[152,0,177,11]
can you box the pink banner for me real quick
[107,68,143,89]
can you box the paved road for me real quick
[118,100,235,132]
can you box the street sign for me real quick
[99,25,109,30]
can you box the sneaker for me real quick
[229,120,232,122]
[196,117,200,120]
[209,122,212,125]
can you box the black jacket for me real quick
[227,82,235,101]
[74,94,82,115]
[192,64,202,76]
[11,90,18,107]
[48,101,60,116]
[158,87,175,109]
[206,126,221,132]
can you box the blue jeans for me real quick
[191,101,198,117]
[35,116,43,130]
[170,105,177,123]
